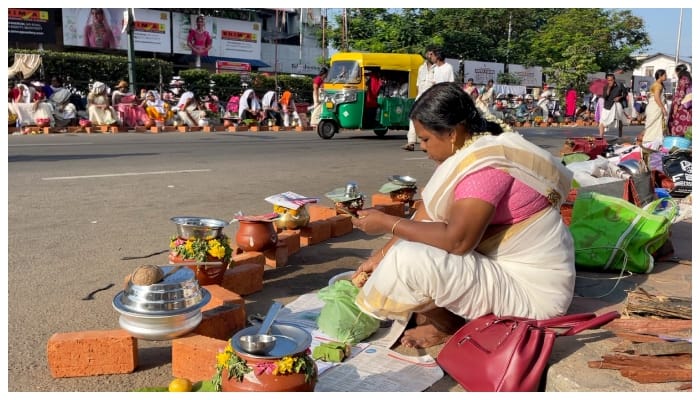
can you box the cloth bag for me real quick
[569,192,677,273]
[436,311,620,392]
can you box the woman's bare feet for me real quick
[400,324,451,348]
[399,308,465,349]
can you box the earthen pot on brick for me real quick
[168,252,227,286]
[235,220,278,252]
[220,354,317,392]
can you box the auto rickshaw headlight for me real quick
[325,101,334,109]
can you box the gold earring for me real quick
[451,142,455,154]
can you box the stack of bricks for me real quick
[45,193,419,381]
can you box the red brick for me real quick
[306,203,337,222]
[374,203,406,218]
[221,263,264,295]
[371,193,395,206]
[277,230,300,255]
[264,244,289,268]
[47,330,137,378]
[300,220,332,246]
[193,303,247,340]
[172,335,228,382]
[329,215,353,237]
[231,249,265,267]
[201,284,245,312]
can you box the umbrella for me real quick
[588,78,607,96]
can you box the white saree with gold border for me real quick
[355,131,576,322]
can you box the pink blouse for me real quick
[454,166,550,224]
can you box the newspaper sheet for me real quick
[277,292,442,391]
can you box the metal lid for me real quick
[113,266,210,316]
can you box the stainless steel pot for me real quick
[171,216,229,240]
[113,266,211,340]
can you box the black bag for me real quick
[619,83,629,108]
[662,150,692,197]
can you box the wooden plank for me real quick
[625,290,692,319]
[613,341,692,356]
[605,318,692,335]
[619,368,692,384]
[588,353,691,369]
[613,332,666,343]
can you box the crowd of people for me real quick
[8,75,305,131]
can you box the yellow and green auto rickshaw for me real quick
[316,52,424,139]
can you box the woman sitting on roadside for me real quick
[112,80,148,128]
[175,91,207,127]
[87,81,117,125]
[141,90,174,125]
[351,82,575,348]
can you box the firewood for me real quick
[605,318,692,335]
[619,368,692,384]
[588,353,691,370]
[624,288,691,319]
[615,341,692,356]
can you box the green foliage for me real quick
[497,72,521,85]
[9,48,173,92]
[179,68,212,98]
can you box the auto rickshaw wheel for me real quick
[317,120,338,139]
[373,127,388,137]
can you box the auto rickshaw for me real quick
[316,52,424,139]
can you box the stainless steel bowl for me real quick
[113,266,211,340]
[171,216,229,240]
[618,159,642,176]
[238,334,277,355]
[388,175,417,187]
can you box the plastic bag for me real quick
[316,280,380,344]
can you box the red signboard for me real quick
[216,61,252,74]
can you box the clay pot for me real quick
[235,220,278,252]
[168,252,227,286]
[223,119,233,128]
[144,119,154,129]
[220,352,317,392]
[390,188,416,203]
[35,118,50,128]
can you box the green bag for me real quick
[316,280,380,344]
[569,192,677,273]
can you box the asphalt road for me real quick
[6,124,644,392]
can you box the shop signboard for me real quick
[172,12,262,60]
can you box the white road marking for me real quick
[42,169,212,181]
[9,142,94,147]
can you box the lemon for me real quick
[168,377,193,392]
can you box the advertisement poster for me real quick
[508,64,543,88]
[173,12,261,60]
[462,60,504,85]
[132,9,171,53]
[8,8,56,44]
[62,8,124,49]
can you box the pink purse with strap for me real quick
[436,311,620,392]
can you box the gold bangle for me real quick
[381,249,385,258]
[391,219,403,235]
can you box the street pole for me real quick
[674,9,683,65]
[126,8,136,94]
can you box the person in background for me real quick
[279,87,301,127]
[537,83,553,120]
[429,48,455,86]
[350,82,575,348]
[668,64,692,137]
[87,81,117,125]
[597,73,626,138]
[564,83,578,123]
[238,87,261,122]
[48,88,78,128]
[112,80,148,128]
[310,67,328,128]
[363,69,383,128]
[141,90,173,125]
[476,79,494,111]
[84,8,116,49]
[462,78,479,101]
[261,89,282,126]
[175,91,207,127]
[641,69,668,148]
[403,47,434,151]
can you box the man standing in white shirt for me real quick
[403,48,434,151]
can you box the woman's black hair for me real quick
[655,69,666,80]
[409,82,503,137]
[675,64,692,83]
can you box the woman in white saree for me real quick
[351,82,576,348]
[642,69,668,148]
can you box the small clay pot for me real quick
[220,352,317,392]
[168,252,227,286]
[236,220,278,252]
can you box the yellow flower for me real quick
[207,240,226,259]
[184,240,194,253]
[273,356,295,375]
[216,352,230,367]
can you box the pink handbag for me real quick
[436,311,620,392]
